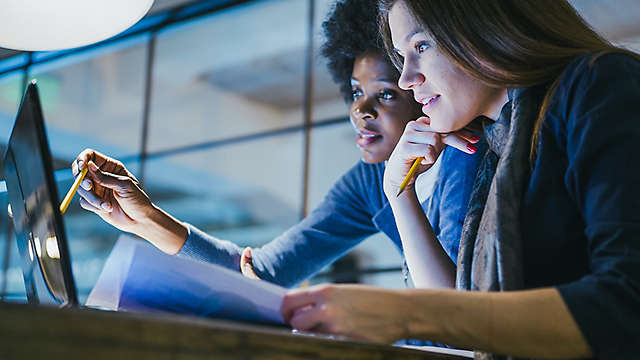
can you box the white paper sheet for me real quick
[86,235,286,324]
[399,345,474,358]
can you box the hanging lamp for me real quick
[0,0,154,51]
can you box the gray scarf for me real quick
[456,86,546,360]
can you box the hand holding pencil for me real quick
[383,117,480,199]
[69,149,154,235]
[68,149,187,255]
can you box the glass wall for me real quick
[0,0,407,303]
[145,133,304,248]
[147,0,308,152]
[28,36,148,164]
[0,71,24,145]
[0,69,26,301]
[0,192,25,300]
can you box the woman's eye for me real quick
[415,41,430,54]
[378,90,396,101]
[351,88,363,100]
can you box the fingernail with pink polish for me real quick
[467,144,477,153]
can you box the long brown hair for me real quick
[378,0,639,162]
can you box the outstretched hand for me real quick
[73,149,154,234]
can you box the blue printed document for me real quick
[86,235,286,324]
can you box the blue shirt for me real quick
[521,53,640,359]
[178,144,485,288]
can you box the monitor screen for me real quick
[3,82,77,306]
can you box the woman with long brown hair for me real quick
[280,1,640,358]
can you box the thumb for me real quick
[240,247,260,279]
[415,116,431,126]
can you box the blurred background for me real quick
[0,0,639,303]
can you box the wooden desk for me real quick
[0,302,469,360]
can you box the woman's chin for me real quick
[427,117,458,133]
[360,151,385,164]
[360,154,377,164]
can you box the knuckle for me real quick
[281,293,293,305]
[326,322,340,334]
[79,199,94,212]
[400,143,413,152]
[92,169,104,179]
[318,303,331,317]
[318,284,334,297]
[80,148,94,159]
[289,317,302,329]
[124,178,136,190]
[81,193,96,206]
[407,128,420,137]
[425,152,435,163]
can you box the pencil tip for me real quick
[396,189,403,197]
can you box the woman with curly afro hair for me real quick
[71,0,484,296]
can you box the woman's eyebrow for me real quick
[404,28,422,43]
[394,28,422,54]
[375,78,395,83]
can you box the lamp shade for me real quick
[0,0,154,51]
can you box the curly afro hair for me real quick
[321,0,398,103]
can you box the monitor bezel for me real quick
[4,81,78,307]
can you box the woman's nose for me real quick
[398,57,425,90]
[352,99,377,122]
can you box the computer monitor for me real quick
[3,81,78,307]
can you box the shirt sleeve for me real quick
[178,162,380,288]
[428,140,487,263]
[554,53,640,359]
[176,223,243,271]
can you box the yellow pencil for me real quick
[59,166,88,214]
[396,157,424,197]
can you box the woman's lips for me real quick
[421,94,440,114]
[356,131,382,149]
